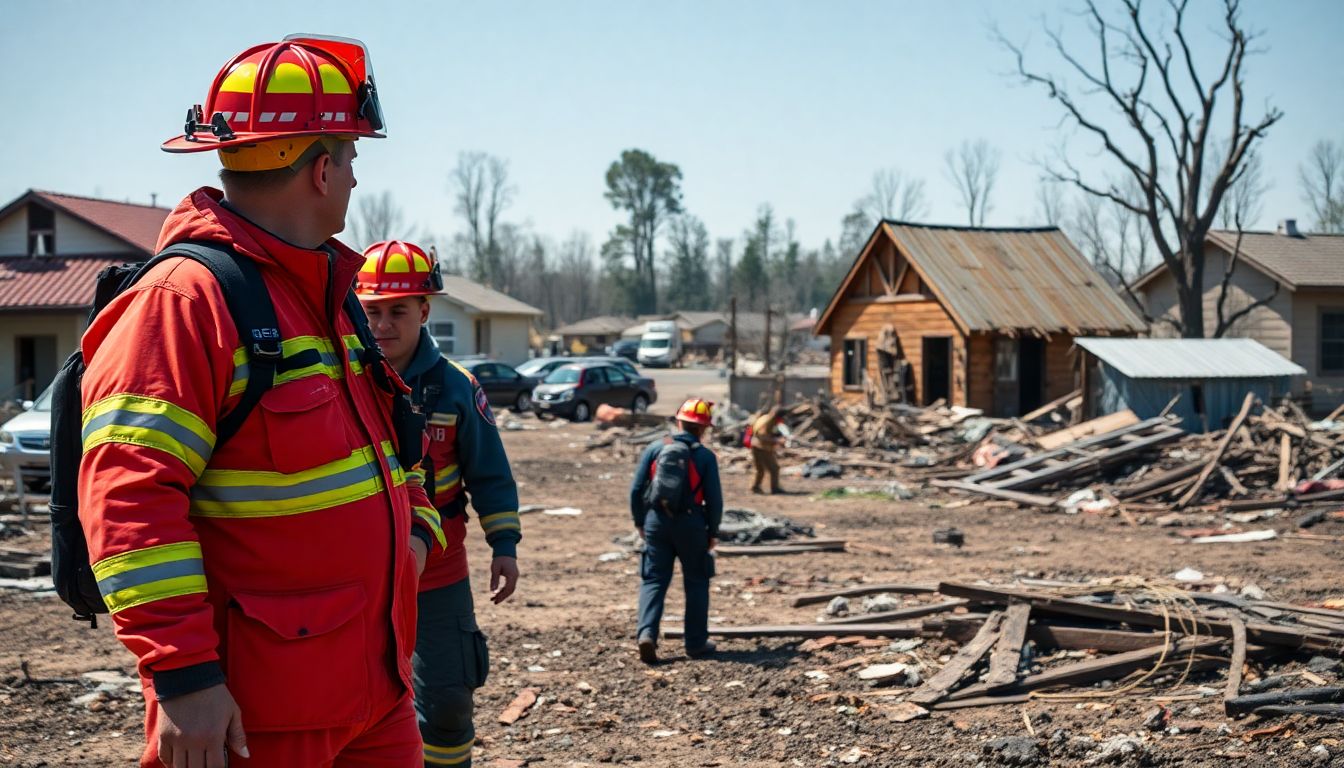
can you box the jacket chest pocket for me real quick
[260,376,354,473]
[225,582,370,731]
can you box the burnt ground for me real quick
[3,417,1344,767]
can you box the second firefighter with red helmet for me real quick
[356,240,522,767]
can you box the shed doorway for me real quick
[1018,337,1045,415]
[922,336,951,405]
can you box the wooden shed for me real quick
[814,221,1145,417]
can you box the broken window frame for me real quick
[842,338,868,390]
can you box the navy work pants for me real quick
[637,508,714,650]
[412,579,489,766]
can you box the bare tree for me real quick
[1036,178,1067,226]
[349,191,412,249]
[1218,149,1267,230]
[944,139,1001,226]
[450,151,515,287]
[1299,139,1344,233]
[998,0,1282,338]
[859,168,929,222]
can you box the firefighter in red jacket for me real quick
[79,37,443,767]
[356,240,522,767]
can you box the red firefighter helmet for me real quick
[676,398,714,426]
[356,240,444,300]
[162,35,385,155]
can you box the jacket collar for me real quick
[402,327,443,381]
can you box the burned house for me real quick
[814,221,1145,416]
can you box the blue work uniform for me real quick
[629,431,723,650]
[401,328,521,767]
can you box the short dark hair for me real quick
[218,140,352,194]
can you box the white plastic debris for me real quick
[1191,529,1277,544]
[1171,567,1205,582]
[542,507,583,516]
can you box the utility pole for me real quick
[763,305,772,373]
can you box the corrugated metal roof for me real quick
[441,274,543,316]
[0,256,126,311]
[1076,337,1306,379]
[884,222,1146,334]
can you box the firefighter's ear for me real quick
[310,153,330,196]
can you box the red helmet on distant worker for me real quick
[162,35,385,170]
[676,398,714,426]
[356,240,444,300]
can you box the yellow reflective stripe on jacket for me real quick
[479,509,521,536]
[434,463,461,489]
[413,505,447,549]
[82,394,216,476]
[228,336,346,397]
[342,334,365,375]
[190,442,402,518]
[423,738,473,765]
[91,541,207,614]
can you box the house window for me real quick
[1323,311,1344,374]
[430,320,455,355]
[994,337,1018,381]
[27,203,54,256]
[843,338,868,389]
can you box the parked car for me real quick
[463,360,539,412]
[606,338,640,361]
[531,362,657,422]
[0,387,53,494]
[516,356,577,380]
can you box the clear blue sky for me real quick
[3,1,1341,251]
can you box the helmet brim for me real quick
[355,289,443,302]
[161,128,384,154]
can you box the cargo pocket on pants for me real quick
[226,582,370,731]
[459,615,490,689]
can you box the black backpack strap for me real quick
[146,241,281,446]
[341,287,425,470]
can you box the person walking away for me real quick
[356,240,523,767]
[79,37,444,767]
[749,406,786,494]
[629,398,723,663]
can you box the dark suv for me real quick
[531,362,657,422]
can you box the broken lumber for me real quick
[984,604,1031,687]
[929,480,1058,508]
[1036,409,1139,451]
[1027,624,1176,654]
[907,611,1003,705]
[664,623,921,640]
[1224,686,1344,718]
[715,541,845,556]
[1175,392,1255,509]
[790,582,938,608]
[498,688,540,725]
[1224,615,1247,716]
[823,599,968,626]
[1020,388,1082,424]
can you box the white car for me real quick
[0,387,53,494]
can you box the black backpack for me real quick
[642,438,702,515]
[48,241,421,625]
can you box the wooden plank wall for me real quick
[1045,335,1078,402]
[966,333,994,411]
[827,297,965,405]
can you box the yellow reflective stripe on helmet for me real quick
[342,335,365,375]
[220,61,259,94]
[479,510,521,536]
[265,61,315,94]
[191,442,402,518]
[423,738,474,765]
[317,63,353,95]
[229,336,347,397]
[92,541,207,614]
[81,394,215,476]
[413,505,447,549]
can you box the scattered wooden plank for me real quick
[1116,460,1206,500]
[792,582,940,609]
[823,599,968,626]
[1224,615,1247,716]
[715,541,846,556]
[929,479,1058,508]
[947,636,1223,701]
[1020,388,1081,423]
[930,693,1031,710]
[1028,624,1176,654]
[1036,409,1140,451]
[984,604,1031,688]
[1225,686,1344,718]
[1175,392,1256,509]
[1276,434,1293,492]
[664,623,921,640]
[938,582,1337,653]
[907,611,1004,706]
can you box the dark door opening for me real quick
[1018,337,1045,415]
[16,335,58,400]
[922,336,951,405]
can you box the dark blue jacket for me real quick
[630,431,723,537]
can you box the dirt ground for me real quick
[3,416,1343,767]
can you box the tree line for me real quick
[350,0,1342,338]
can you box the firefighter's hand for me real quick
[410,536,429,576]
[490,556,519,604]
[155,683,248,768]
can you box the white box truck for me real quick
[637,320,682,367]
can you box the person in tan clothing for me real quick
[749,407,786,494]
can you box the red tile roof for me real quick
[0,256,127,311]
[30,190,169,254]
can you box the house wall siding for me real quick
[0,311,86,398]
[1291,289,1344,408]
[826,297,964,406]
[55,211,131,255]
[0,208,26,256]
